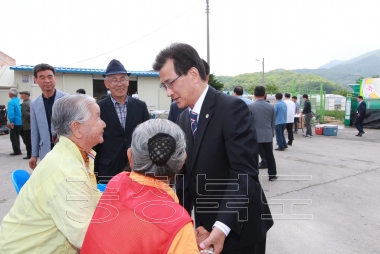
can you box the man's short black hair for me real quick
[284,93,291,98]
[275,93,283,100]
[254,86,266,97]
[76,89,86,94]
[358,96,363,99]
[302,94,308,99]
[152,43,206,81]
[33,63,56,78]
[234,86,244,96]
[292,96,297,100]
[202,59,210,76]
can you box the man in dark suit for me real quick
[354,96,366,137]
[153,43,273,254]
[248,86,277,181]
[168,59,210,123]
[94,59,150,182]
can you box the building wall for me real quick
[10,71,169,112]
[0,51,16,66]
[61,74,94,95]
[137,76,171,111]
[0,67,16,106]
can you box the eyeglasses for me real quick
[159,75,181,91]
[107,77,129,86]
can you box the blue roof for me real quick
[10,65,159,77]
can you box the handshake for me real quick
[195,226,214,254]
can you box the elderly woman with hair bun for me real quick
[82,119,200,254]
[0,94,105,253]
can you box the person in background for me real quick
[94,59,150,183]
[131,93,139,99]
[233,85,252,105]
[93,96,98,102]
[0,95,104,253]
[99,94,109,101]
[168,59,210,123]
[7,88,22,156]
[76,88,86,94]
[274,93,287,151]
[82,119,199,254]
[301,94,312,137]
[354,95,366,137]
[292,96,300,134]
[19,91,32,159]
[284,93,295,146]
[29,63,68,169]
[153,42,273,254]
[258,93,271,168]
[249,86,277,181]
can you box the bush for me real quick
[325,110,345,120]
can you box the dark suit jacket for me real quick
[177,87,273,251]
[94,96,150,182]
[168,101,186,122]
[357,100,366,118]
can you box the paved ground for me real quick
[1,125,379,253]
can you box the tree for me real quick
[332,89,348,97]
[208,73,224,91]
[265,83,279,94]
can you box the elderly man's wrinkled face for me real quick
[81,104,106,148]
[104,74,129,99]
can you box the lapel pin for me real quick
[205,114,209,118]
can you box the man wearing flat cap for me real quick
[19,91,32,159]
[94,59,150,183]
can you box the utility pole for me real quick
[262,57,264,86]
[256,57,265,86]
[206,0,210,66]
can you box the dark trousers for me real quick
[305,113,312,135]
[275,124,286,148]
[21,129,32,157]
[258,144,267,164]
[222,237,266,254]
[354,115,364,133]
[294,117,299,132]
[10,125,22,154]
[259,142,276,176]
[286,123,294,145]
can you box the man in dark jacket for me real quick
[19,91,32,159]
[153,43,273,254]
[354,96,366,137]
[94,59,150,183]
[301,94,312,137]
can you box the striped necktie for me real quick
[189,111,198,143]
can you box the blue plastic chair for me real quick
[11,170,30,194]
[97,184,107,192]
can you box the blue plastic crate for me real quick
[323,125,338,136]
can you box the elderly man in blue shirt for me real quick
[7,88,22,155]
[274,93,287,151]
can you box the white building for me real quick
[0,65,170,112]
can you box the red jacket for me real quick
[81,172,192,254]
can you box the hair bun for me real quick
[147,133,176,166]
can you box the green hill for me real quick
[218,70,345,94]
[216,49,380,94]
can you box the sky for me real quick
[1,0,379,77]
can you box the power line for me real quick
[63,0,203,67]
